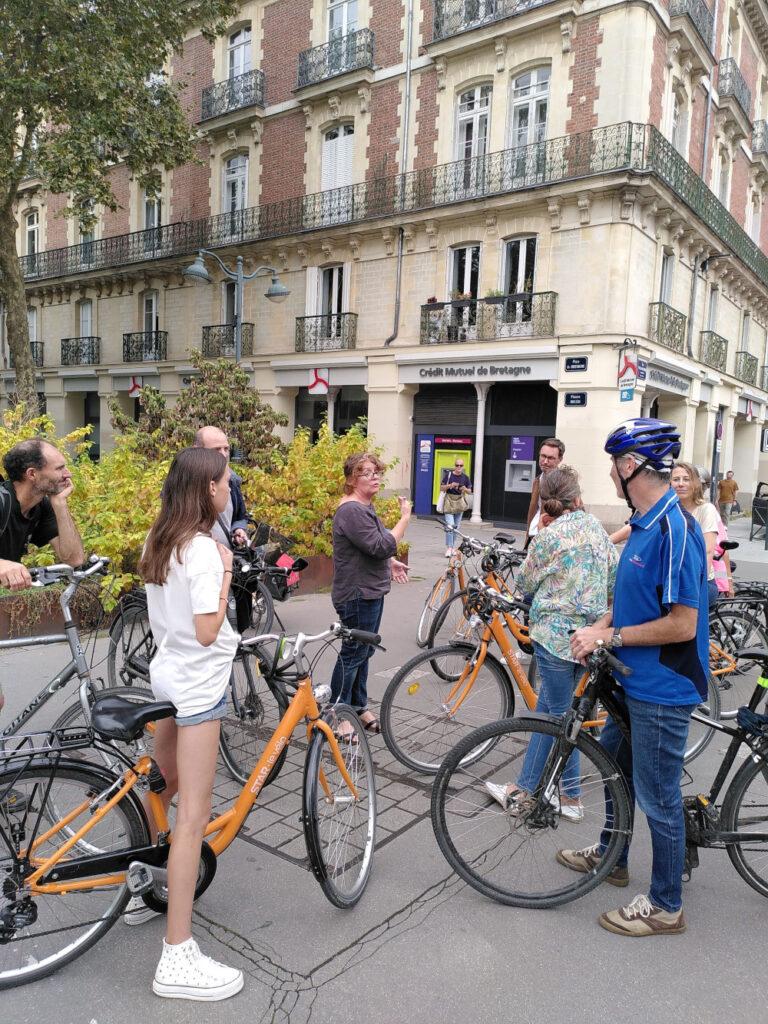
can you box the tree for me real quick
[0,0,239,413]
[108,351,288,467]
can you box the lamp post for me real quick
[183,249,290,362]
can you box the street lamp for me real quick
[183,249,290,363]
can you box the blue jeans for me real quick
[517,642,582,798]
[598,691,697,912]
[330,596,385,711]
[444,512,463,549]
[707,578,718,611]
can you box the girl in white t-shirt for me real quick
[671,461,720,610]
[137,447,242,1002]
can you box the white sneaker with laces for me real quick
[124,895,161,927]
[484,781,521,810]
[153,937,244,1001]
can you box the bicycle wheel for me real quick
[0,760,148,989]
[416,574,456,647]
[683,673,721,764]
[721,752,768,898]
[431,717,632,908]
[218,652,289,786]
[710,607,768,678]
[380,644,514,774]
[302,705,376,908]
[248,581,275,636]
[107,601,153,689]
[427,588,482,649]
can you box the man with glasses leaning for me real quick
[526,437,565,546]
[440,458,472,557]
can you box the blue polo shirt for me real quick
[612,489,708,705]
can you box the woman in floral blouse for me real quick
[485,466,617,820]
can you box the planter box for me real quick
[293,549,408,597]
[0,588,104,641]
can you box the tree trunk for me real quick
[0,204,39,417]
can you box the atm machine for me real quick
[504,435,536,501]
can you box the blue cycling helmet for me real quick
[604,418,681,471]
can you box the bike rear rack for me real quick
[0,727,94,762]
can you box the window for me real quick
[143,291,159,335]
[670,88,688,156]
[449,245,480,340]
[717,151,730,205]
[507,69,549,182]
[27,307,37,342]
[228,27,252,79]
[320,265,345,337]
[707,287,718,331]
[501,237,537,333]
[750,196,762,244]
[223,154,248,238]
[328,0,358,39]
[143,193,162,252]
[25,210,39,257]
[455,84,492,192]
[322,124,355,191]
[659,250,674,304]
[79,222,95,267]
[223,281,236,324]
[741,311,751,350]
[78,300,92,337]
[84,393,101,461]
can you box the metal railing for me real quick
[297,29,374,88]
[753,120,768,155]
[420,293,556,344]
[122,331,167,362]
[669,0,714,48]
[9,342,44,369]
[699,330,728,371]
[649,302,687,353]
[433,0,555,40]
[735,349,758,385]
[200,69,265,121]
[295,313,358,352]
[201,323,254,357]
[718,58,752,120]
[61,336,100,365]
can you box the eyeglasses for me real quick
[455,463,464,468]
[360,471,383,479]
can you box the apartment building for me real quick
[8,0,768,522]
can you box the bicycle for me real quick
[381,581,720,774]
[0,623,378,989]
[431,643,768,909]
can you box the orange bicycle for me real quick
[0,624,377,989]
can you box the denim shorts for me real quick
[175,694,227,727]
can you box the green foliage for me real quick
[108,352,287,467]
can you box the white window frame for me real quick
[143,291,159,335]
[750,195,762,244]
[78,299,93,337]
[717,151,731,206]
[741,311,751,351]
[670,86,689,157]
[659,250,674,304]
[228,27,252,79]
[223,154,248,213]
[25,210,39,256]
[509,68,550,150]
[328,0,358,40]
[706,287,719,331]
[27,307,38,342]
[455,84,492,163]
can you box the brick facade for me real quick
[371,0,405,67]
[565,16,602,134]
[170,34,214,223]
[366,81,401,179]
[688,84,708,178]
[648,27,667,129]
[740,37,758,120]
[45,192,70,250]
[171,33,213,121]
[730,148,750,223]
[101,164,131,236]
[260,110,306,205]
[413,67,438,170]
[170,141,212,223]
[263,0,312,105]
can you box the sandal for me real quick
[358,711,381,734]
[333,723,359,744]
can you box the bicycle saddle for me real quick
[90,694,176,742]
[493,532,518,545]
[736,648,768,665]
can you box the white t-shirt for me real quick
[693,502,719,581]
[145,534,239,717]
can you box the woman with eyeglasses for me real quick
[440,459,472,557]
[330,452,411,737]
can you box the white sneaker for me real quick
[559,800,585,822]
[153,937,244,1001]
[445,547,453,558]
[484,781,519,810]
[124,895,161,927]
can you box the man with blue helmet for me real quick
[563,418,709,936]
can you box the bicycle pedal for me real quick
[126,861,154,895]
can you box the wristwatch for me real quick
[611,629,623,648]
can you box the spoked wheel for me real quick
[721,754,768,898]
[246,581,275,637]
[380,644,514,774]
[0,761,149,989]
[416,574,456,647]
[107,600,154,689]
[710,609,768,678]
[427,589,482,649]
[431,718,632,908]
[683,673,721,764]
[302,706,376,908]
[218,653,289,786]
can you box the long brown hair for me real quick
[672,461,704,505]
[139,447,228,584]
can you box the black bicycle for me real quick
[431,644,768,909]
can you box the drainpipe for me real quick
[701,0,720,180]
[385,0,415,346]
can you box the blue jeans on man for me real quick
[443,512,463,550]
[598,689,697,912]
[330,596,385,711]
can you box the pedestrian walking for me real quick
[717,470,739,524]
[440,458,472,556]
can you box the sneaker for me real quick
[484,781,520,810]
[445,547,453,558]
[598,894,686,936]
[556,843,629,887]
[153,937,244,1001]
[559,800,585,823]
[124,895,162,926]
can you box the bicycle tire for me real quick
[683,673,721,764]
[721,750,768,898]
[710,606,768,677]
[427,588,481,649]
[302,705,376,908]
[107,601,153,689]
[0,759,149,989]
[416,574,456,647]
[218,652,289,786]
[380,644,514,774]
[431,717,632,908]
[246,580,275,636]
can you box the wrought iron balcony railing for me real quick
[735,349,758,385]
[9,342,44,369]
[718,58,752,120]
[297,29,374,89]
[753,120,768,155]
[648,302,687,353]
[201,323,254,357]
[669,0,714,48]
[699,330,728,372]
[122,331,167,362]
[200,69,265,121]
[433,0,555,40]
[61,336,101,365]
[420,293,556,344]
[295,313,358,352]
[762,365,768,391]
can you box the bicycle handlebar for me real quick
[30,555,111,587]
[240,622,385,677]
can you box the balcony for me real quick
[432,0,556,42]
[201,323,254,357]
[420,293,556,345]
[297,29,374,90]
[61,336,100,366]
[9,342,44,369]
[718,58,752,136]
[295,313,357,352]
[200,69,265,123]
[669,0,714,49]
[668,0,714,75]
[735,349,758,385]
[648,302,687,354]
[122,331,167,362]
[699,330,728,372]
